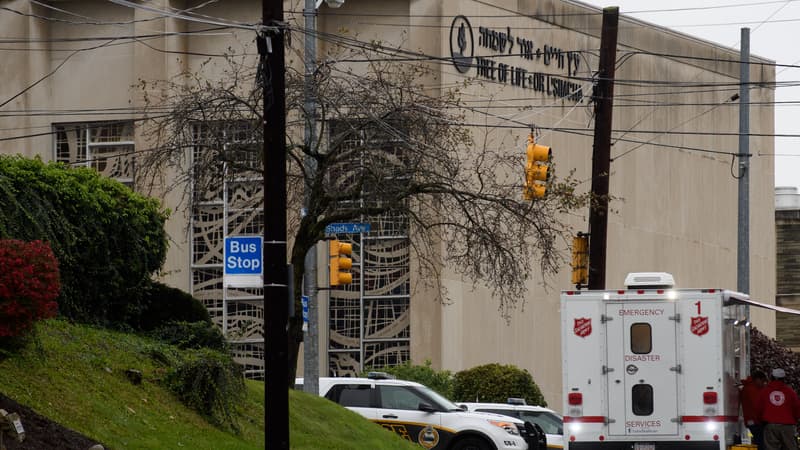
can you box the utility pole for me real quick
[302,0,320,396]
[737,27,750,296]
[587,7,618,290]
[261,0,289,448]
[737,27,751,378]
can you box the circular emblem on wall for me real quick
[626,364,638,375]
[449,15,474,74]
[418,425,440,449]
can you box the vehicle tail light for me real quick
[568,392,583,417]
[703,391,717,415]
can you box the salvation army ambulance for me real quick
[561,272,759,450]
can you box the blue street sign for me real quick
[224,236,263,275]
[302,295,309,323]
[325,222,372,234]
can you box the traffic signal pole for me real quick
[587,7,618,290]
[261,0,289,448]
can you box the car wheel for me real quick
[450,436,492,450]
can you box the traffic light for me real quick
[329,239,353,286]
[523,133,552,200]
[571,233,589,287]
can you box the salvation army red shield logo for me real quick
[769,390,786,406]
[574,318,592,338]
[691,316,709,336]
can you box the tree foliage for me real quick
[371,360,454,399]
[452,363,547,407]
[0,156,169,326]
[0,239,60,338]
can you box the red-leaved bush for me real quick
[0,239,60,337]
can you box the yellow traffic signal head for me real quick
[523,183,546,200]
[523,134,552,200]
[329,239,353,286]
[526,163,548,183]
[527,142,552,164]
[571,234,589,286]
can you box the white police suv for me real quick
[316,373,545,450]
[457,399,563,449]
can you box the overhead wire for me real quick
[608,0,791,164]
[0,38,124,110]
[106,0,256,30]
[283,0,800,17]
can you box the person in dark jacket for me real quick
[741,369,769,449]
[757,368,800,450]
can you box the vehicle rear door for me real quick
[606,302,679,437]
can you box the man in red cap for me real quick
[757,368,800,450]
[741,369,768,449]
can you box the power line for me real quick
[283,0,800,18]
[0,27,236,44]
[0,38,123,110]
[106,0,256,30]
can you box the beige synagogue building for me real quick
[0,0,777,410]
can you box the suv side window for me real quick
[326,384,373,407]
[379,385,428,410]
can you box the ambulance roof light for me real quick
[624,272,675,289]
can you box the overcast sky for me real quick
[579,0,800,191]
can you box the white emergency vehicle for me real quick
[314,373,546,449]
[559,272,787,450]
[458,399,563,449]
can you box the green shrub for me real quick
[0,156,168,326]
[164,348,245,432]
[373,360,454,399]
[151,321,226,351]
[452,363,547,407]
[134,282,211,331]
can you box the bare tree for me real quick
[137,42,590,384]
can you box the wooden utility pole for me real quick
[587,7,619,290]
[261,0,289,448]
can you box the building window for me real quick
[189,121,265,379]
[327,122,411,377]
[54,122,135,187]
